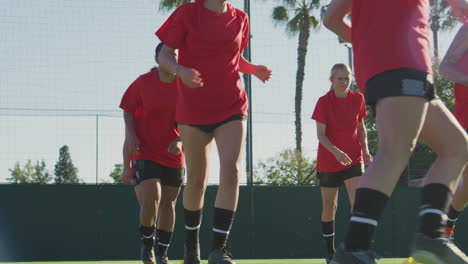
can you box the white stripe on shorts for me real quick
[322,233,335,238]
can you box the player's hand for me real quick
[128,134,141,155]
[176,65,204,88]
[333,150,353,166]
[122,166,134,185]
[168,138,182,155]
[253,65,272,83]
[363,152,373,166]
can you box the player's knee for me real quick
[380,140,415,162]
[186,177,208,192]
[219,168,240,187]
[141,198,159,210]
[160,199,176,211]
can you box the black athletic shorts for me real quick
[365,68,437,115]
[317,162,364,188]
[133,160,184,187]
[177,114,247,134]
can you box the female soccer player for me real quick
[120,43,185,264]
[440,21,468,239]
[156,1,272,264]
[312,63,372,264]
[323,1,468,263]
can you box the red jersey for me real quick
[351,0,432,91]
[156,0,250,124]
[311,90,367,172]
[454,51,468,129]
[120,70,184,168]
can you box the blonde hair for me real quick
[329,63,352,90]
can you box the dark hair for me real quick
[155,42,164,59]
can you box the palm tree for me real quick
[159,0,191,10]
[430,0,459,64]
[272,0,322,154]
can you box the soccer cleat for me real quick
[410,233,468,264]
[140,244,156,264]
[325,254,333,264]
[330,243,381,264]
[184,244,201,264]
[208,247,236,264]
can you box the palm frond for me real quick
[272,6,290,26]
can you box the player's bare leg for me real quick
[155,185,181,264]
[208,120,246,264]
[179,124,213,264]
[136,179,162,264]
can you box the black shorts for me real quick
[177,114,247,134]
[317,162,364,188]
[365,68,437,115]
[133,160,184,187]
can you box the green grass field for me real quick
[0,259,408,264]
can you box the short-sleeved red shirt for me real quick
[352,0,432,91]
[311,90,367,172]
[156,0,250,124]
[454,52,468,129]
[119,70,184,168]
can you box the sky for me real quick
[0,0,461,184]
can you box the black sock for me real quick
[140,225,156,248]
[345,188,389,251]
[447,206,461,228]
[212,207,236,250]
[156,229,173,256]
[321,221,335,256]
[419,184,452,238]
[184,209,202,249]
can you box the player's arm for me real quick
[159,45,203,88]
[239,56,272,83]
[323,0,352,43]
[122,136,133,185]
[440,26,468,86]
[123,111,137,184]
[316,121,352,166]
[124,111,140,154]
[357,120,373,166]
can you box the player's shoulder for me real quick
[233,6,248,20]
[173,1,197,14]
[349,89,365,100]
[133,70,157,86]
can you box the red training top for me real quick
[156,0,250,124]
[454,51,468,129]
[311,90,367,172]
[351,0,432,91]
[120,70,185,169]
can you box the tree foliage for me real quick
[109,164,125,184]
[54,145,80,184]
[271,0,323,154]
[255,149,317,185]
[7,160,52,184]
